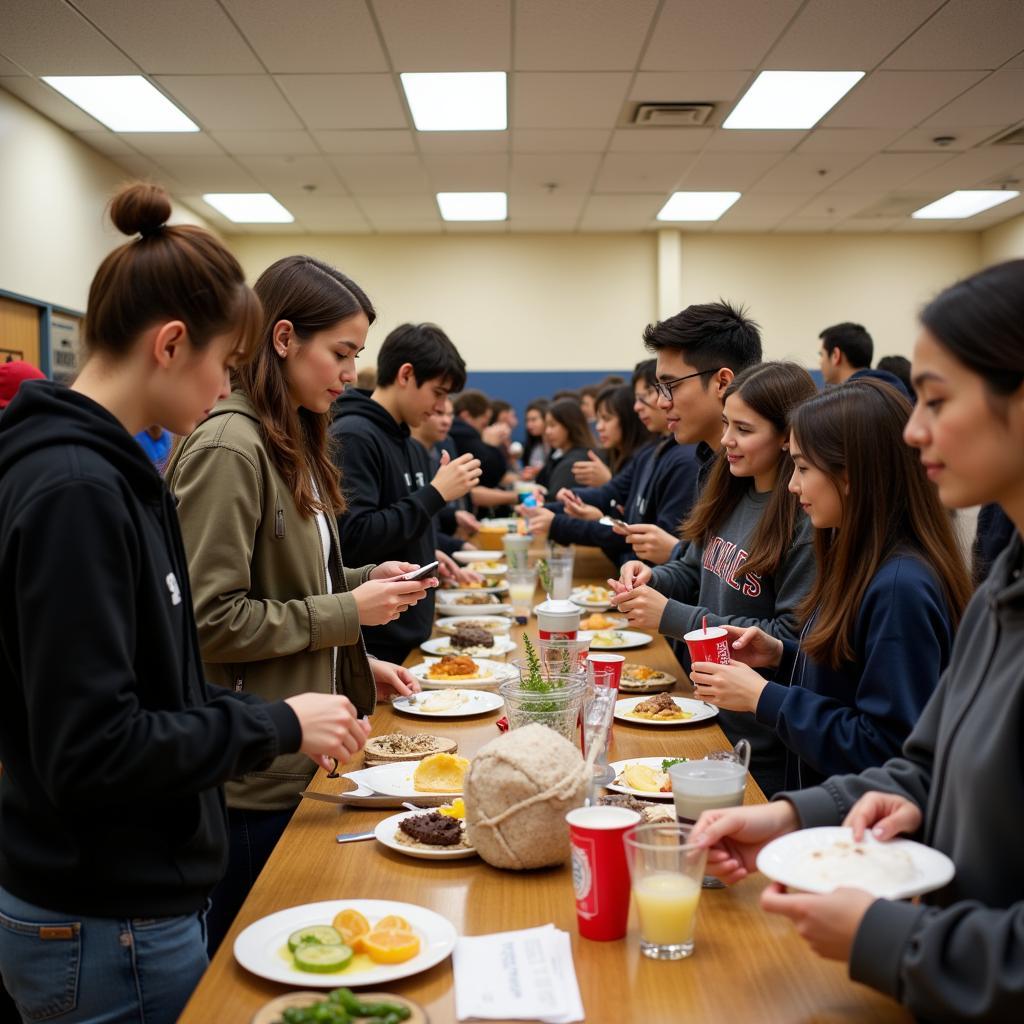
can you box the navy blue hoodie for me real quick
[0,382,301,917]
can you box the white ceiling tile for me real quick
[416,131,510,154]
[886,125,1002,151]
[749,152,871,193]
[798,128,905,153]
[211,130,321,156]
[373,0,510,71]
[156,75,303,130]
[767,0,943,69]
[508,193,588,219]
[222,0,388,73]
[608,128,712,153]
[642,0,803,71]
[829,152,954,192]
[823,71,986,128]
[275,74,407,130]
[313,130,416,154]
[629,71,750,103]
[0,0,136,74]
[773,220,838,232]
[443,221,509,233]
[579,193,663,229]
[680,151,784,189]
[75,1,261,74]
[509,153,601,193]
[358,195,438,219]
[149,155,263,191]
[237,155,348,193]
[704,129,806,152]
[515,0,657,71]
[73,130,139,157]
[330,155,430,194]
[922,71,1024,128]
[422,153,509,190]
[791,193,882,220]
[837,217,905,232]
[509,217,581,232]
[276,195,371,232]
[884,0,1024,70]
[118,132,226,157]
[721,193,808,218]
[593,153,692,193]
[180,194,240,233]
[512,128,611,152]
[373,221,445,233]
[0,54,26,75]
[113,155,191,193]
[1,77,105,130]
[901,147,1024,191]
[513,72,631,128]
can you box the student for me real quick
[690,378,970,791]
[520,398,550,480]
[692,259,1024,1023]
[135,423,173,470]
[167,254,432,952]
[536,398,593,496]
[450,389,509,488]
[819,322,911,398]
[612,362,818,797]
[0,184,369,1024]
[876,354,914,400]
[330,322,482,664]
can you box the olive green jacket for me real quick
[166,391,376,811]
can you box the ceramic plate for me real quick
[453,550,508,564]
[570,586,616,610]
[474,562,507,576]
[435,615,512,635]
[605,757,688,800]
[343,762,463,799]
[233,899,457,988]
[614,695,718,726]
[409,657,517,688]
[577,613,628,631]
[421,636,517,657]
[757,827,956,900]
[435,593,513,616]
[580,629,652,650]
[374,810,476,861]
[393,690,504,718]
[619,665,678,693]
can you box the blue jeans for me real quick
[0,885,208,1024]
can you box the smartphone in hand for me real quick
[392,560,440,582]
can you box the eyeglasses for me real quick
[634,386,657,408]
[651,368,719,402]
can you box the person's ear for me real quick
[151,321,188,369]
[272,320,293,359]
[398,362,416,387]
[831,347,842,367]
[712,367,734,398]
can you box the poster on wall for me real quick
[49,312,81,384]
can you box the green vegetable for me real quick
[535,558,552,598]
[293,943,354,973]
[288,925,343,952]
[521,634,549,692]
[661,757,687,772]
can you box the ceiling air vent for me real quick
[632,103,714,127]
[991,126,1024,145]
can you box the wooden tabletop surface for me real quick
[178,548,910,1024]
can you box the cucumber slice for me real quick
[293,942,354,973]
[287,925,343,952]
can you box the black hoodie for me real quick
[330,389,443,659]
[0,382,301,917]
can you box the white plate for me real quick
[474,562,507,576]
[605,757,686,800]
[453,550,507,564]
[436,593,512,616]
[756,827,956,900]
[435,615,512,635]
[393,690,504,717]
[421,636,517,657]
[233,899,457,988]
[577,614,628,631]
[570,587,616,610]
[375,810,477,860]
[344,762,464,798]
[614,695,719,726]
[580,629,652,650]
[409,657,517,688]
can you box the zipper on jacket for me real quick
[275,506,285,539]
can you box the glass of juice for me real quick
[506,567,537,624]
[624,823,708,960]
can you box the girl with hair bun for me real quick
[0,184,371,1024]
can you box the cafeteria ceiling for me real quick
[2,0,1024,235]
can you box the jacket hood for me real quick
[204,389,260,424]
[332,387,409,442]
[0,379,163,500]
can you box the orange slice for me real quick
[331,908,370,950]
[375,914,411,932]
[361,928,421,964]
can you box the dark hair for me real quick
[820,322,873,369]
[595,384,650,474]
[876,355,914,399]
[239,255,375,516]
[377,322,466,391]
[525,398,549,421]
[920,259,1024,399]
[85,182,261,363]
[523,398,549,462]
[551,389,581,403]
[682,362,818,577]
[632,358,658,388]
[792,379,971,669]
[490,398,512,421]
[642,301,762,384]
[580,384,600,399]
[598,374,626,389]
[453,389,491,419]
[546,398,593,451]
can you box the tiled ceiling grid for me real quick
[1,0,1024,235]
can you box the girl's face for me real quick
[721,392,784,491]
[904,327,1024,511]
[544,413,569,450]
[280,312,369,414]
[788,435,844,529]
[168,329,240,434]
[580,394,596,420]
[594,404,622,449]
[525,408,545,437]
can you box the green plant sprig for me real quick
[535,558,553,600]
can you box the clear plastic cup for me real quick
[506,567,537,624]
[499,677,586,743]
[547,545,575,600]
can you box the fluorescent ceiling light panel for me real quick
[657,192,741,222]
[41,76,198,132]
[202,193,294,223]
[911,190,1020,219]
[401,72,507,131]
[436,192,507,221]
[723,71,864,130]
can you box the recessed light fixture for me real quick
[436,192,507,221]
[202,193,294,223]
[723,71,864,130]
[911,190,1020,219]
[41,75,198,132]
[401,72,507,131]
[657,192,741,222]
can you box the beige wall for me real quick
[981,213,1024,266]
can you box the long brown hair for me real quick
[236,255,375,517]
[596,384,651,473]
[682,362,817,577]
[792,379,972,669]
[547,398,593,451]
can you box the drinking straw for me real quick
[702,614,708,634]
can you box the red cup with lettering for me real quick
[537,599,580,641]
[586,652,625,691]
[566,805,642,941]
[683,626,731,666]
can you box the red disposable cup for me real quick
[683,626,731,666]
[586,652,625,690]
[566,805,641,941]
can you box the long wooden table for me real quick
[179,549,911,1023]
